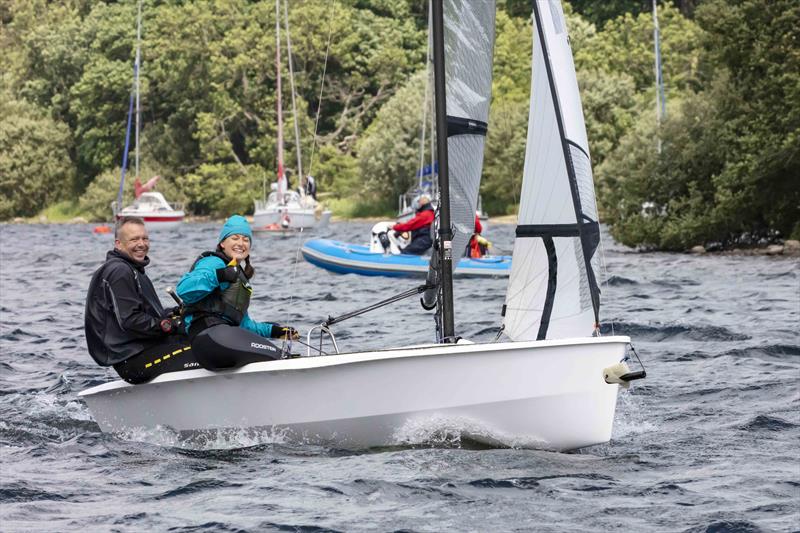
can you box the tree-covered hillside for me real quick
[1,0,797,249]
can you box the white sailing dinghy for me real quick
[80,0,643,451]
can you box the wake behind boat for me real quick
[301,238,510,277]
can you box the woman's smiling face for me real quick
[219,233,251,262]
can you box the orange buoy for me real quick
[93,225,112,234]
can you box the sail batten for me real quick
[503,0,602,342]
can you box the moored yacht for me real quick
[114,191,184,230]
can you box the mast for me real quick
[431,0,455,341]
[134,0,142,181]
[283,0,304,194]
[430,70,436,200]
[652,0,666,154]
[275,0,286,203]
[417,39,430,190]
[418,0,432,191]
[115,0,140,213]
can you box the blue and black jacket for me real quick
[176,252,278,339]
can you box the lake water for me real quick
[1,221,798,532]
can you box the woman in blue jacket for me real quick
[176,215,298,369]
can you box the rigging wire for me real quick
[597,224,615,337]
[281,226,307,355]
[306,0,336,177]
[274,0,337,354]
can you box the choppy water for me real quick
[1,222,798,532]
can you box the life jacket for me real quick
[410,203,434,245]
[185,251,252,327]
[468,235,490,258]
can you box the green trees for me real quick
[356,70,427,213]
[694,0,800,242]
[0,0,796,249]
[1,0,424,220]
[0,94,74,219]
[601,0,800,248]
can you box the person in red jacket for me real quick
[392,195,435,255]
[468,214,491,258]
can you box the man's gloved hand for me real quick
[216,266,239,284]
[164,305,182,317]
[273,325,300,340]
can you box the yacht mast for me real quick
[283,0,304,195]
[115,1,141,213]
[275,0,286,203]
[431,0,455,341]
[134,0,142,181]
[417,0,432,191]
[653,0,666,153]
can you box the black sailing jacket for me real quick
[84,249,170,366]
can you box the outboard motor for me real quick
[370,221,406,255]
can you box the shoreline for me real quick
[3,216,798,256]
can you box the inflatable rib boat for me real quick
[301,239,511,278]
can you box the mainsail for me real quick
[502,0,601,341]
[422,0,496,312]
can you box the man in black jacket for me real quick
[85,216,194,383]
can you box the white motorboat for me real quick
[114,191,184,230]
[80,0,644,450]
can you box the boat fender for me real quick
[603,361,632,389]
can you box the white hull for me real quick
[79,336,629,450]
[253,193,332,231]
[115,212,184,230]
[115,192,184,230]
[253,208,331,231]
[137,217,184,229]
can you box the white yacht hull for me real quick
[114,192,185,229]
[79,336,629,450]
[115,213,184,230]
[252,207,332,231]
[253,208,314,229]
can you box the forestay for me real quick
[503,0,601,341]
